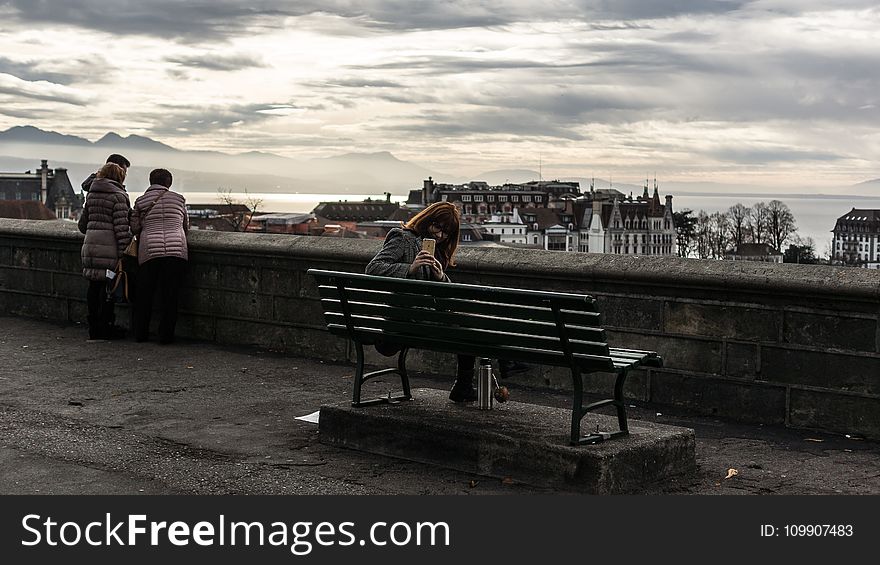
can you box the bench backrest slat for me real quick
[322,312,611,357]
[311,269,598,311]
[318,287,603,327]
[309,269,614,370]
[319,299,606,343]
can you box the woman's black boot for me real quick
[449,356,477,402]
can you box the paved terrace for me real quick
[2,316,878,495]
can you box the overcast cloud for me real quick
[0,0,878,186]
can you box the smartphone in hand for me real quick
[421,238,436,255]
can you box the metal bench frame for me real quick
[309,269,662,445]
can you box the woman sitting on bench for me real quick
[365,202,479,402]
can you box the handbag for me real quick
[106,259,130,303]
[123,236,138,257]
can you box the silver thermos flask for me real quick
[478,358,493,410]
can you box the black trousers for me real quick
[86,280,115,339]
[134,257,187,343]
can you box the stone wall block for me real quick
[789,389,880,439]
[596,295,664,331]
[725,343,758,379]
[760,346,880,395]
[607,331,723,375]
[13,247,60,270]
[664,301,781,341]
[783,311,876,352]
[0,267,53,294]
[650,371,787,424]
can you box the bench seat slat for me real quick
[311,269,598,311]
[318,286,602,326]
[320,299,607,343]
[323,313,611,357]
[326,323,616,372]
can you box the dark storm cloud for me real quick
[1,0,298,41]
[137,102,304,136]
[0,56,77,84]
[706,146,846,163]
[165,53,266,72]
[5,0,877,39]
[0,0,755,40]
[379,108,588,140]
[0,55,116,85]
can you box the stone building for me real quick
[411,177,676,255]
[831,208,880,268]
[0,160,81,220]
[723,243,784,263]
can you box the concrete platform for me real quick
[319,388,696,494]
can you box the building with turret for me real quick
[409,177,676,255]
[831,208,880,268]
[0,160,81,220]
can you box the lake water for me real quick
[167,191,880,256]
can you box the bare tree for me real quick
[728,203,750,248]
[747,202,770,244]
[694,211,712,259]
[217,187,263,232]
[708,211,731,259]
[767,199,797,252]
[674,209,697,258]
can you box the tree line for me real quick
[673,200,817,263]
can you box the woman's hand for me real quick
[408,250,443,280]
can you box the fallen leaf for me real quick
[501,477,515,485]
[724,468,738,479]
[468,480,478,488]
[186,366,194,369]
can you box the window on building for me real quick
[535,195,542,202]
[511,195,520,202]
[523,195,532,202]
[462,233,472,242]
[462,195,472,202]
[487,195,495,202]
[474,195,483,202]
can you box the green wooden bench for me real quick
[308,269,662,445]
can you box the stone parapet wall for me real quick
[2,218,879,438]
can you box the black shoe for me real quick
[498,360,530,379]
[449,381,478,403]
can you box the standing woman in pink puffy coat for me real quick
[130,168,189,344]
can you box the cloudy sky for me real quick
[0,0,878,187]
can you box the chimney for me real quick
[665,194,673,213]
[385,192,391,203]
[422,176,434,206]
[39,160,49,204]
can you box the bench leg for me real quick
[351,342,413,407]
[570,368,631,445]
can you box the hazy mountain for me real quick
[0,126,444,194]
[0,126,92,146]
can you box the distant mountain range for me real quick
[0,126,445,195]
[1,126,878,198]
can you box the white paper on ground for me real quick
[295,410,320,424]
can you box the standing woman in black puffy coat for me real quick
[78,162,131,340]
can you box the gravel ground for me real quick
[2,316,878,495]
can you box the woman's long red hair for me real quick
[404,201,461,268]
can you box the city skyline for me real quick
[0,1,879,188]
